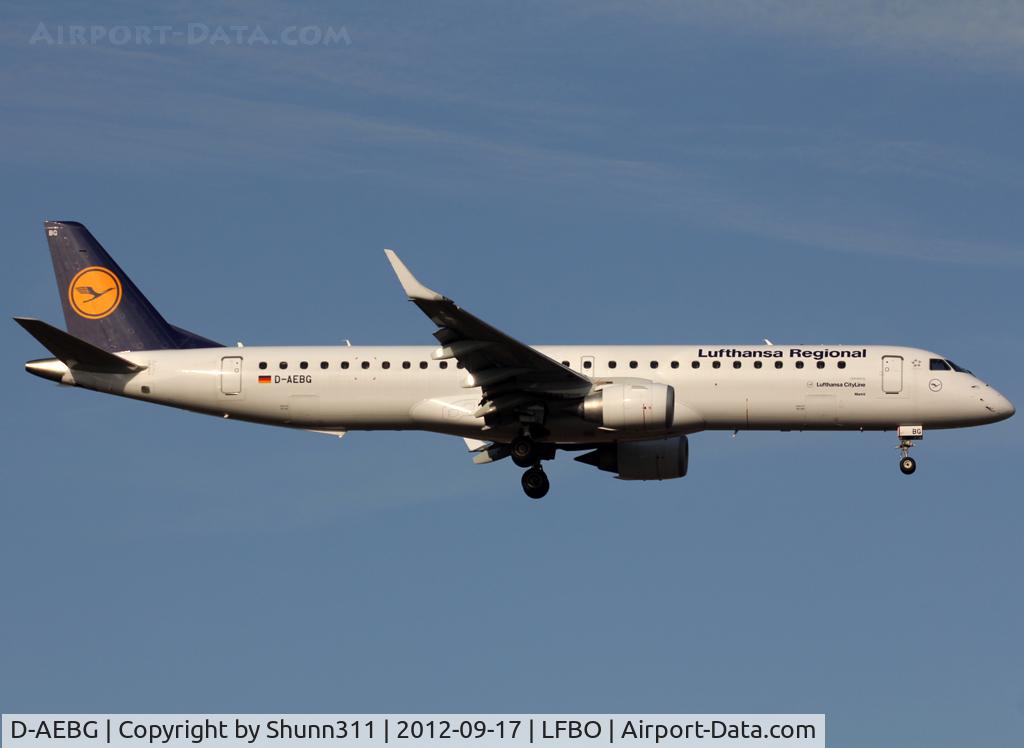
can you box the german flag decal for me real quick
[258,375,272,384]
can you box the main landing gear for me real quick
[510,434,540,468]
[511,433,554,499]
[521,465,550,499]
[896,425,923,476]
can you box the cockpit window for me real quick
[929,358,951,371]
[945,360,973,374]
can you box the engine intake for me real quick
[581,381,674,431]
[575,436,689,481]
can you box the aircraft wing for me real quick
[384,250,592,420]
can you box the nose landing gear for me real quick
[896,425,923,476]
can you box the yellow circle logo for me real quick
[68,266,122,319]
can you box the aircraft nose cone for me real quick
[990,390,1015,421]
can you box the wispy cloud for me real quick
[2,0,1021,268]
[598,0,1024,71]
[3,71,1020,268]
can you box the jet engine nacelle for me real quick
[575,436,689,480]
[581,381,675,431]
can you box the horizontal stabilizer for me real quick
[14,317,145,373]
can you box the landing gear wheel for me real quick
[896,431,921,476]
[510,434,538,468]
[521,466,550,499]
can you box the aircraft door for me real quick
[882,355,903,394]
[221,356,242,395]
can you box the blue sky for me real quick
[1,2,1022,745]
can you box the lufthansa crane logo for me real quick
[68,266,122,319]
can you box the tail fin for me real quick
[44,220,220,352]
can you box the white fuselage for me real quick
[39,343,1015,442]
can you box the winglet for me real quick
[384,249,444,301]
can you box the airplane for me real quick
[17,221,1015,499]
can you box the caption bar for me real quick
[2,716,823,748]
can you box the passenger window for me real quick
[279,362,288,370]
[670,361,679,369]
[300,361,308,370]
[419,361,428,369]
[439,361,448,369]
[361,361,369,369]
[562,361,570,367]
[457,362,465,369]
[837,361,846,370]
[733,361,741,369]
[795,361,804,369]
[259,361,267,370]
[930,358,951,371]
[629,361,638,369]
[712,361,721,369]
[583,360,592,369]
[341,361,350,369]
[691,361,700,369]
[320,361,328,369]
[650,361,659,369]
[754,360,762,369]
[402,361,411,369]
[608,361,617,369]
[774,361,783,369]
[816,361,825,369]
[381,361,390,369]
